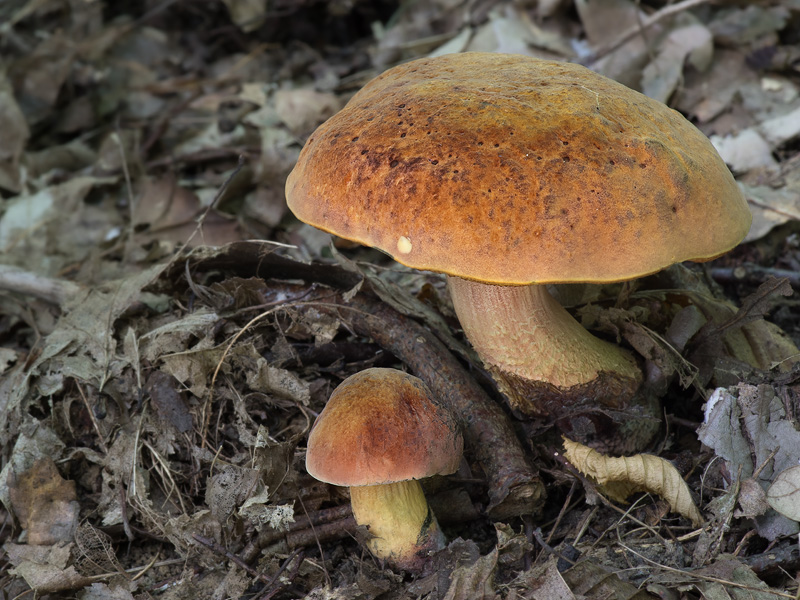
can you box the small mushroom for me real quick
[286,53,751,443]
[305,368,463,571]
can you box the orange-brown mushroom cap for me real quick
[306,368,463,487]
[286,52,752,285]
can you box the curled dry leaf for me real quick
[767,466,800,522]
[563,437,704,527]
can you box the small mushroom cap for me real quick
[286,52,752,285]
[306,368,463,487]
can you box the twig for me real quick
[298,495,330,589]
[253,549,304,600]
[75,382,109,453]
[241,504,353,562]
[0,265,82,305]
[711,265,800,289]
[532,527,576,567]
[587,0,711,65]
[261,517,358,556]
[191,534,272,584]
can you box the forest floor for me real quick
[1,1,800,598]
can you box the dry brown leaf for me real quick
[563,437,704,527]
[642,23,713,104]
[441,547,498,600]
[5,543,92,593]
[562,558,655,599]
[523,558,576,600]
[8,457,79,545]
[767,466,800,522]
[274,88,341,135]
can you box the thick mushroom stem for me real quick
[448,276,642,416]
[349,480,445,570]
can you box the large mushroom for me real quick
[306,368,463,571]
[286,53,751,428]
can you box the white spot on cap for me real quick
[397,236,412,254]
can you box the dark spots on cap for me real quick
[478,141,484,146]
[400,133,407,138]
[672,205,677,213]
[398,103,406,108]
[494,143,500,148]
[609,159,615,166]
[563,155,571,162]
[639,163,647,169]
[360,149,368,155]
[562,141,569,146]
[351,136,359,142]
[390,160,399,168]
[430,159,439,165]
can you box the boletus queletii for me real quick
[305,368,462,572]
[287,53,751,449]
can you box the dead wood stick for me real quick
[586,0,710,64]
[0,264,82,305]
[265,282,545,519]
[241,504,354,562]
[261,517,358,555]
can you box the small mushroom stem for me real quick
[447,277,642,416]
[350,480,445,570]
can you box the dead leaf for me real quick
[220,0,267,32]
[274,88,341,135]
[145,370,193,433]
[0,74,29,191]
[563,437,704,526]
[576,0,652,88]
[711,128,778,173]
[246,356,311,405]
[0,421,66,524]
[735,478,770,519]
[5,543,92,593]
[205,465,260,522]
[441,547,498,600]
[79,583,136,600]
[8,457,79,545]
[693,555,786,600]
[522,557,576,600]
[238,488,295,532]
[767,465,800,522]
[708,5,789,46]
[642,23,713,104]
[0,176,114,253]
[698,384,800,540]
[562,558,655,599]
